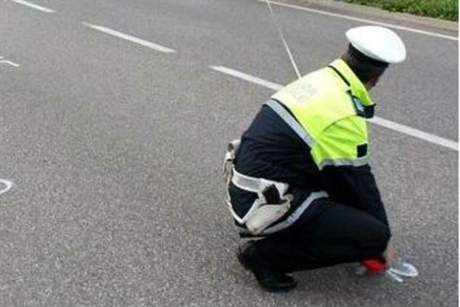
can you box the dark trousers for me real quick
[251,198,391,273]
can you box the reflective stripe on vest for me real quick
[270,59,372,170]
[264,100,315,147]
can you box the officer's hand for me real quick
[383,244,396,269]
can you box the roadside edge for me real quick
[270,0,458,33]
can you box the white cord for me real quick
[264,0,302,80]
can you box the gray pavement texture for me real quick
[0,0,458,306]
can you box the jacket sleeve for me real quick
[310,117,390,226]
[319,164,389,226]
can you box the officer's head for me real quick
[343,26,407,90]
[342,45,388,90]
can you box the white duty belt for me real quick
[223,139,328,235]
[223,140,291,235]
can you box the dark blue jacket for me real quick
[231,103,389,227]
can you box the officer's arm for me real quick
[310,117,390,226]
[320,164,389,226]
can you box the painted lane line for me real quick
[260,0,458,41]
[210,65,458,152]
[11,0,55,13]
[0,179,13,196]
[369,117,458,151]
[0,56,20,68]
[0,60,20,67]
[211,66,282,91]
[82,22,176,53]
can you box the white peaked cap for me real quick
[346,26,407,64]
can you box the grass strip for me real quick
[339,0,458,21]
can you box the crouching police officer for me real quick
[223,26,407,292]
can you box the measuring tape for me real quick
[263,0,302,80]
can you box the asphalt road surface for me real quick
[0,0,458,306]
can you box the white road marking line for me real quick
[0,179,13,196]
[0,60,20,67]
[210,65,458,151]
[10,0,55,13]
[82,22,176,53]
[369,117,458,151]
[260,0,458,41]
[211,66,282,91]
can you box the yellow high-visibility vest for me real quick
[269,59,374,170]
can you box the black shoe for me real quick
[237,240,297,292]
